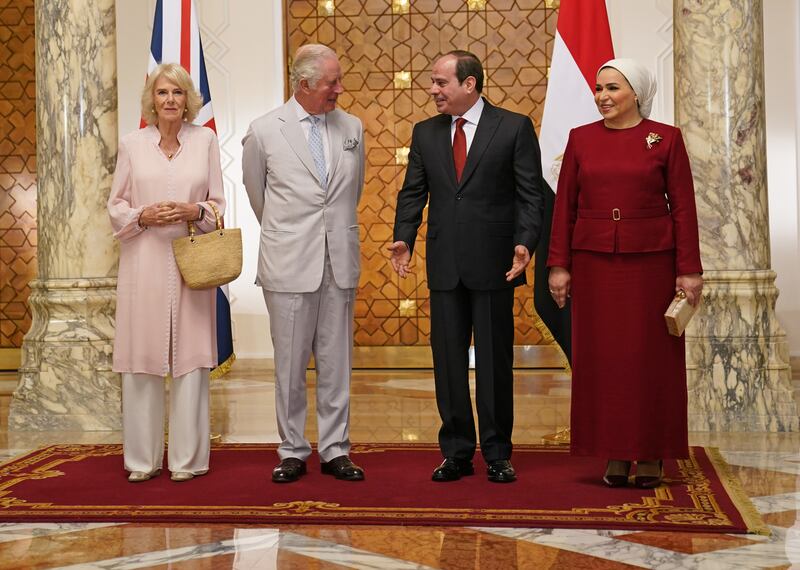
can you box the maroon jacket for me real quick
[547,119,703,276]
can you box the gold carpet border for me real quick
[705,446,770,536]
[0,444,762,532]
[210,352,236,380]
[529,309,571,373]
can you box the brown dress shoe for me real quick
[272,457,307,483]
[634,460,663,489]
[603,460,632,488]
[321,455,365,481]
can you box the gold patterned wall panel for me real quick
[0,0,36,357]
[286,0,555,347]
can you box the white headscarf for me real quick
[598,58,657,119]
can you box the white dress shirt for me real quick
[450,96,485,153]
[290,95,331,177]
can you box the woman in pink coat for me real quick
[108,63,226,483]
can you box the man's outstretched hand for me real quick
[387,241,412,278]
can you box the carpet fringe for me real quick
[705,446,771,536]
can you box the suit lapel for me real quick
[458,99,501,188]
[278,103,324,186]
[434,114,458,189]
[326,110,344,183]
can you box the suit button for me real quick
[455,195,462,201]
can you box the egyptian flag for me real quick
[534,0,615,364]
[145,0,235,378]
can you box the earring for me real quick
[183,108,187,114]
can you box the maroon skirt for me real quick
[569,249,688,459]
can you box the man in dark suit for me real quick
[388,50,544,483]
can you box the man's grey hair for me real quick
[290,44,338,92]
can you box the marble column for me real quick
[9,0,120,430]
[674,0,798,431]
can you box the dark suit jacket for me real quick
[394,99,545,291]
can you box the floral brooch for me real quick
[645,132,662,149]
[343,137,359,150]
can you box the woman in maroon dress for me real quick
[547,59,703,488]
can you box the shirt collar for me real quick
[451,96,484,126]
[291,95,327,126]
[146,121,189,143]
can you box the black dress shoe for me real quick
[271,457,306,483]
[321,455,365,481]
[487,459,516,483]
[432,457,474,482]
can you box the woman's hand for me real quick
[548,266,571,309]
[159,201,202,223]
[138,203,172,226]
[676,273,703,307]
[139,202,201,226]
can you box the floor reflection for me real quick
[0,361,796,569]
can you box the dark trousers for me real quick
[429,282,515,462]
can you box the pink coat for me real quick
[108,124,226,377]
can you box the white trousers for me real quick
[264,252,355,463]
[122,369,210,474]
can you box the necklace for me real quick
[161,144,179,160]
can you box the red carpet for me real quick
[0,443,766,532]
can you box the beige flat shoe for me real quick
[170,471,194,482]
[128,469,161,483]
[170,469,207,482]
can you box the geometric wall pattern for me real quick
[286,0,556,346]
[0,0,36,350]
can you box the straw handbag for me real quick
[172,202,242,289]
[664,290,700,337]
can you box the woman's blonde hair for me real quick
[140,63,203,125]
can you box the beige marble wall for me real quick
[9,0,121,430]
[674,0,798,431]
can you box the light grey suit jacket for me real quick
[242,101,365,292]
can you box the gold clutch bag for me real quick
[664,290,700,337]
[172,203,242,290]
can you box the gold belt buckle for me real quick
[612,208,621,221]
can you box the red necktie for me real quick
[453,117,467,182]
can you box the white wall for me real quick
[606,0,674,123]
[763,0,800,355]
[116,0,800,358]
[116,0,283,358]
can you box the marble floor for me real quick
[0,362,798,569]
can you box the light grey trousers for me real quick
[264,254,355,463]
[122,369,210,474]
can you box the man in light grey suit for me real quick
[242,44,365,483]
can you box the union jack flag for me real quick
[144,0,235,377]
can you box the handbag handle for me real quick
[187,202,223,242]
[668,289,687,317]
